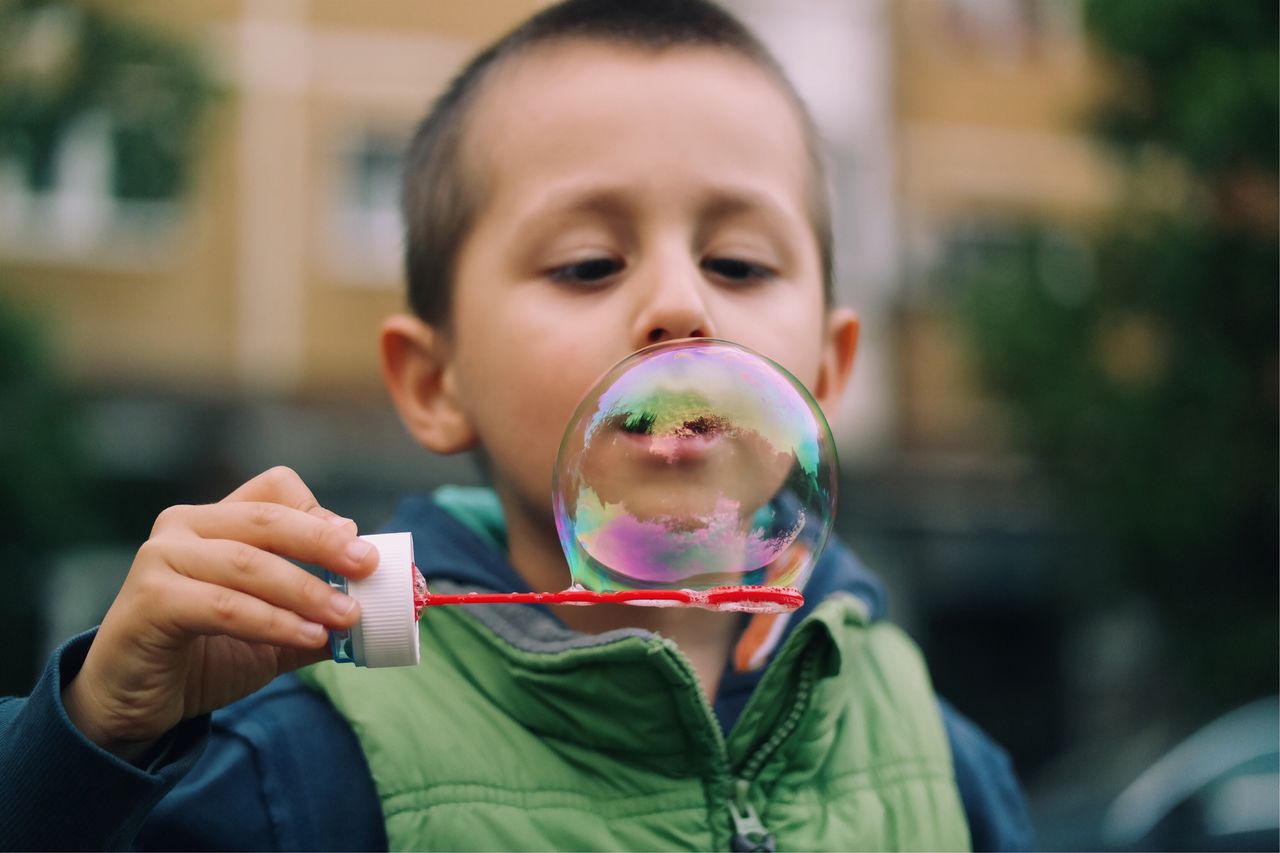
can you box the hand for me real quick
[62,466,378,762]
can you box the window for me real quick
[322,126,408,286]
[0,110,182,268]
[941,0,1083,61]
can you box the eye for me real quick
[702,257,775,284]
[548,257,623,285]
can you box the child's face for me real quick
[438,41,855,527]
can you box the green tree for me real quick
[956,0,1278,713]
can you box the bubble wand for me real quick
[411,585,806,614]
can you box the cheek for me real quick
[717,297,827,391]
[459,333,602,490]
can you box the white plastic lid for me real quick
[347,532,421,667]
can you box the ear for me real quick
[811,307,860,419]
[380,314,478,454]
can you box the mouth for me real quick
[612,410,729,461]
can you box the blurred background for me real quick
[0,0,1275,848]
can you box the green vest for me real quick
[299,584,970,851]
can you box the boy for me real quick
[0,1,1033,849]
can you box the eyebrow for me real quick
[519,182,802,232]
[696,188,801,235]
[511,186,636,239]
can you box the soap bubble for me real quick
[553,339,837,604]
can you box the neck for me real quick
[497,483,740,701]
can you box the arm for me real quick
[0,638,386,851]
[2,467,379,849]
[61,466,375,764]
[138,674,388,852]
[0,632,209,850]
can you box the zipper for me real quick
[727,649,820,852]
[468,603,822,853]
[728,778,774,852]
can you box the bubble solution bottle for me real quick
[325,532,421,668]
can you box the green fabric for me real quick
[299,589,970,851]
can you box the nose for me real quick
[630,255,716,347]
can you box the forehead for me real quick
[461,40,814,219]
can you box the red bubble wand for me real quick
[411,565,803,618]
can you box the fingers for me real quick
[156,573,334,650]
[153,501,379,580]
[220,466,353,530]
[139,536,363,631]
[133,467,381,655]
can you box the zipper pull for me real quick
[728,779,775,852]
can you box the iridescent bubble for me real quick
[552,339,837,610]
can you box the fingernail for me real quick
[345,539,373,563]
[327,515,353,527]
[300,621,327,643]
[330,591,357,617]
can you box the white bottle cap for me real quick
[347,532,420,667]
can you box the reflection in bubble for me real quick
[553,339,837,606]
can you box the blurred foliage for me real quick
[0,0,218,199]
[1085,0,1278,175]
[953,0,1278,713]
[0,299,92,545]
[0,296,95,693]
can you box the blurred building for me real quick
[893,0,1113,452]
[0,0,1116,449]
[879,0,1129,789]
[0,0,903,459]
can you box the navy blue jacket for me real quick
[0,493,1035,850]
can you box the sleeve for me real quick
[0,632,388,852]
[137,674,389,852]
[0,630,211,851]
[940,698,1038,852]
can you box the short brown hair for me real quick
[401,0,832,327]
